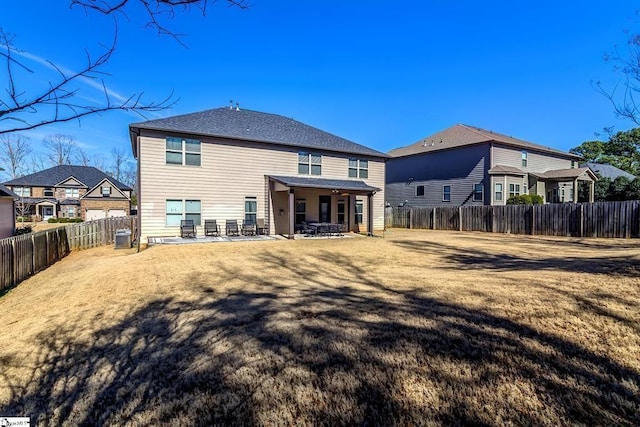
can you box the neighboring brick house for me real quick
[129,107,388,242]
[4,165,132,221]
[0,184,17,238]
[386,124,598,207]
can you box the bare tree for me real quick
[75,148,92,166]
[0,133,31,179]
[91,153,108,171]
[596,32,640,125]
[1,1,248,136]
[44,134,77,166]
[109,147,128,181]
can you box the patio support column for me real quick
[573,178,579,203]
[590,180,595,203]
[288,188,295,239]
[367,192,374,236]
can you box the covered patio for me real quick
[529,167,598,203]
[267,175,380,238]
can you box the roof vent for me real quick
[236,102,240,111]
[229,100,234,110]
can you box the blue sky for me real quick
[1,0,639,163]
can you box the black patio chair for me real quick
[226,219,240,236]
[329,223,341,236]
[204,219,220,237]
[180,219,196,238]
[242,220,257,236]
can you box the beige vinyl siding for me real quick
[492,144,573,172]
[138,133,385,241]
[0,199,15,238]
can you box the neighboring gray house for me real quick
[386,124,597,207]
[0,184,17,238]
[581,162,635,181]
[129,107,388,242]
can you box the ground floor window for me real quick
[443,185,451,202]
[245,197,257,224]
[185,200,201,225]
[473,184,483,202]
[295,199,306,224]
[495,183,503,201]
[509,184,521,197]
[355,200,363,224]
[166,199,201,226]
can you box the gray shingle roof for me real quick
[0,184,17,198]
[581,162,635,181]
[130,107,388,158]
[269,175,380,193]
[488,165,527,176]
[3,165,132,191]
[388,124,581,159]
[529,167,597,181]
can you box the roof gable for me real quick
[130,107,388,159]
[55,176,86,187]
[0,184,17,198]
[581,162,635,181]
[82,178,130,199]
[388,124,581,159]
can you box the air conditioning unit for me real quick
[115,229,132,249]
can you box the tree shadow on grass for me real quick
[392,239,640,277]
[1,250,639,425]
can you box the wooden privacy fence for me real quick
[0,216,137,291]
[385,201,640,238]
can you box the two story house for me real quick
[4,165,132,221]
[129,107,388,243]
[386,124,597,207]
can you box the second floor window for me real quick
[43,187,54,197]
[416,185,425,197]
[166,137,201,166]
[14,187,30,197]
[65,188,79,198]
[348,159,368,178]
[522,151,528,167]
[101,187,111,197]
[298,152,321,175]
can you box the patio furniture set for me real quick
[180,218,268,238]
[298,221,345,237]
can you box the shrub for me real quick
[15,226,32,235]
[69,218,83,223]
[47,218,59,223]
[16,216,32,222]
[506,194,544,205]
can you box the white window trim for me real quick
[442,185,451,202]
[166,137,201,166]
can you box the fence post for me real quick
[458,207,463,232]
[580,204,584,238]
[409,208,413,229]
[433,207,437,230]
[531,206,535,235]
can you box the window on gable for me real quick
[522,151,528,167]
[101,186,111,197]
[298,152,322,175]
[473,183,483,202]
[166,137,201,166]
[443,185,451,202]
[416,185,425,197]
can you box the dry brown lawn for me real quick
[0,230,639,426]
